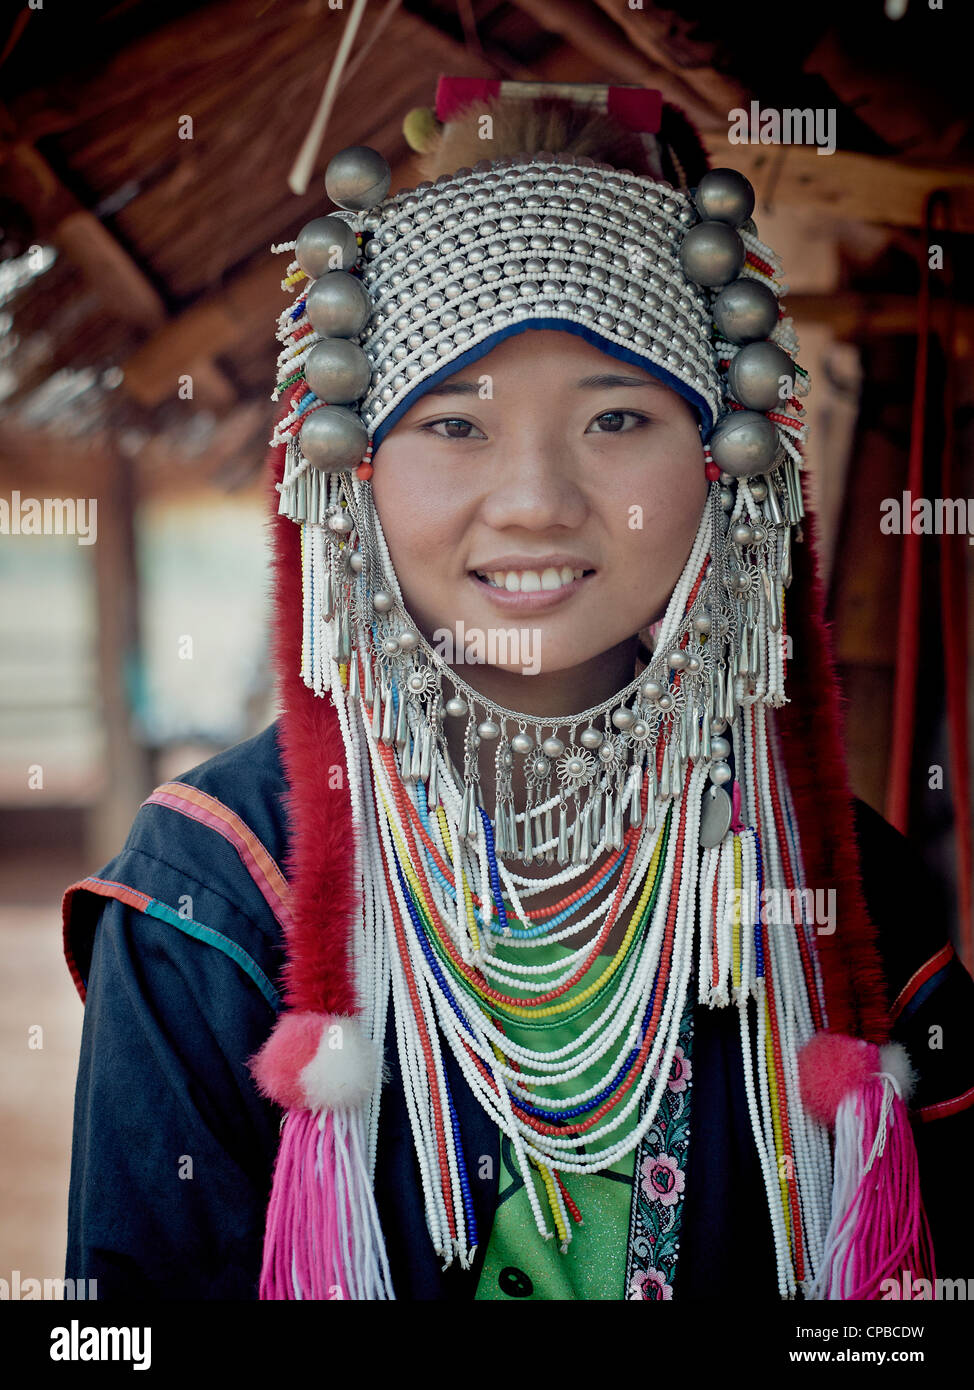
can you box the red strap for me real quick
[886,190,971,970]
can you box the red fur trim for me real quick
[266,425,361,1016]
[776,488,890,1043]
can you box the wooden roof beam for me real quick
[587,0,751,124]
[504,0,721,130]
[0,136,238,410]
[703,138,974,234]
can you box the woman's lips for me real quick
[467,570,595,612]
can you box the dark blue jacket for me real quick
[63,721,974,1299]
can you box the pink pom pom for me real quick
[248,1011,326,1110]
[798,1032,880,1127]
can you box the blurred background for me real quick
[1,0,972,1290]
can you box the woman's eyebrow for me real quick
[420,380,481,396]
[576,373,664,390]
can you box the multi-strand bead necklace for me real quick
[316,499,834,1298]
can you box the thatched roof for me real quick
[1,0,971,491]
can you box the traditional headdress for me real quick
[251,79,932,1300]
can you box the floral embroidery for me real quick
[651,1042,692,1093]
[628,1267,673,1301]
[624,996,694,1300]
[640,1152,685,1207]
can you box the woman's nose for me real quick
[477,433,589,532]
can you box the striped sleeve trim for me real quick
[142,782,293,935]
[889,942,956,1023]
[61,875,282,1012]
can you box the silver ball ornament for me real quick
[542,737,565,759]
[709,761,732,786]
[611,706,635,730]
[679,222,745,288]
[477,719,500,740]
[709,410,779,478]
[641,680,664,702]
[349,551,364,573]
[305,339,372,404]
[580,727,603,750]
[511,732,535,755]
[300,405,369,472]
[372,590,393,613]
[306,272,372,339]
[295,217,359,278]
[397,629,420,653]
[713,278,779,344]
[732,523,754,547]
[710,735,732,760]
[445,696,468,718]
[693,169,755,227]
[727,341,795,413]
[667,651,689,670]
[325,146,391,211]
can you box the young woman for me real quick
[63,85,974,1301]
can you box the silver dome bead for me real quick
[300,406,368,472]
[714,278,779,344]
[709,410,779,477]
[295,217,359,278]
[580,727,604,749]
[611,706,636,730]
[679,222,745,288]
[511,732,535,755]
[445,696,468,718]
[727,340,795,412]
[694,168,755,227]
[542,736,565,759]
[305,339,372,403]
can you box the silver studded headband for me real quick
[272,146,806,490]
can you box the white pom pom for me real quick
[879,1042,918,1105]
[299,1014,378,1111]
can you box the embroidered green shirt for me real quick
[475,937,638,1301]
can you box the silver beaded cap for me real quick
[341,154,723,446]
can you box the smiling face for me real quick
[371,329,707,712]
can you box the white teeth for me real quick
[478,567,589,592]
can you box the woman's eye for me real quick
[423,418,485,440]
[588,410,650,434]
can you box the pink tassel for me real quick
[259,1107,393,1300]
[831,1082,934,1300]
[802,1036,935,1300]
